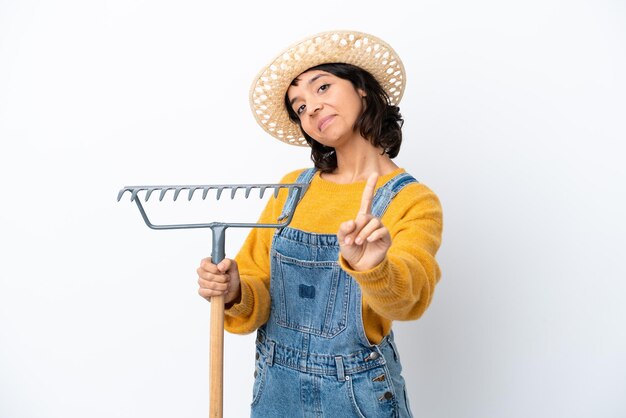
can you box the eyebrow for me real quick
[289,74,328,108]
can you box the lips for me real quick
[317,115,336,132]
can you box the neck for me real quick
[326,136,398,183]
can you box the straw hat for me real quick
[249,30,406,146]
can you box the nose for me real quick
[305,99,322,116]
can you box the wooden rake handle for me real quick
[209,225,227,418]
[209,294,224,418]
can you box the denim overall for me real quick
[251,168,418,418]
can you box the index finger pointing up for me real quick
[358,172,379,215]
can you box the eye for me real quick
[318,83,330,93]
[296,104,306,115]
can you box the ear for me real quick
[357,88,367,98]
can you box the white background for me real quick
[1,0,625,417]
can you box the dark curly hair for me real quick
[284,63,404,173]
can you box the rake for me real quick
[117,181,308,418]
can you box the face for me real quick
[286,70,366,148]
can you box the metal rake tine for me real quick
[202,187,211,200]
[188,186,202,201]
[245,186,253,198]
[131,188,146,202]
[259,186,268,199]
[230,187,241,199]
[173,187,186,201]
[117,188,129,202]
[273,186,282,198]
[145,188,158,202]
[216,187,225,200]
[159,187,175,201]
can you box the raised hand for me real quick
[337,172,391,271]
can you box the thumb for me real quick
[217,258,238,274]
[337,220,357,246]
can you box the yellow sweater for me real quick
[225,167,443,344]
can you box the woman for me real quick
[197,30,443,417]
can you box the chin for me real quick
[316,137,340,148]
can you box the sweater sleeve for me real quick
[223,169,303,334]
[339,184,443,321]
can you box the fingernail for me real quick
[344,237,351,245]
[355,237,363,245]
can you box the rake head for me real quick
[117,183,308,231]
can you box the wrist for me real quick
[339,254,388,278]
[225,286,242,307]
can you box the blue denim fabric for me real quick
[252,169,417,418]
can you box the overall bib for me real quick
[251,168,417,418]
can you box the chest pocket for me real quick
[270,249,351,338]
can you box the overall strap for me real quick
[370,172,419,218]
[277,168,317,222]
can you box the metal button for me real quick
[365,351,380,361]
[379,391,394,401]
